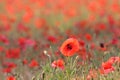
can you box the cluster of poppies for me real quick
[52,38,120,71]
[0,0,120,80]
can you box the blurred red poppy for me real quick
[47,36,57,43]
[3,62,17,69]
[2,68,12,73]
[6,48,20,59]
[29,59,39,68]
[0,46,4,52]
[0,35,9,45]
[85,33,92,41]
[22,59,28,65]
[51,59,64,70]
[100,61,114,75]
[60,38,80,56]
[7,76,16,80]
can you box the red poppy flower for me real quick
[111,38,118,45]
[29,59,39,68]
[47,36,57,43]
[3,62,17,69]
[60,38,80,56]
[2,68,12,73]
[85,33,92,41]
[79,40,85,47]
[51,59,64,70]
[7,76,16,80]
[6,48,20,59]
[0,35,9,45]
[22,59,28,65]
[100,61,115,75]
[18,37,36,50]
[108,57,120,64]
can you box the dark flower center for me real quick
[66,44,72,50]
[100,43,104,48]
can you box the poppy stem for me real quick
[66,56,71,80]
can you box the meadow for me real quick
[0,0,120,80]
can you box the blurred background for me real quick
[0,0,120,33]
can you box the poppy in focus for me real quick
[60,38,80,56]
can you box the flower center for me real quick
[67,44,72,50]
[100,43,104,48]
